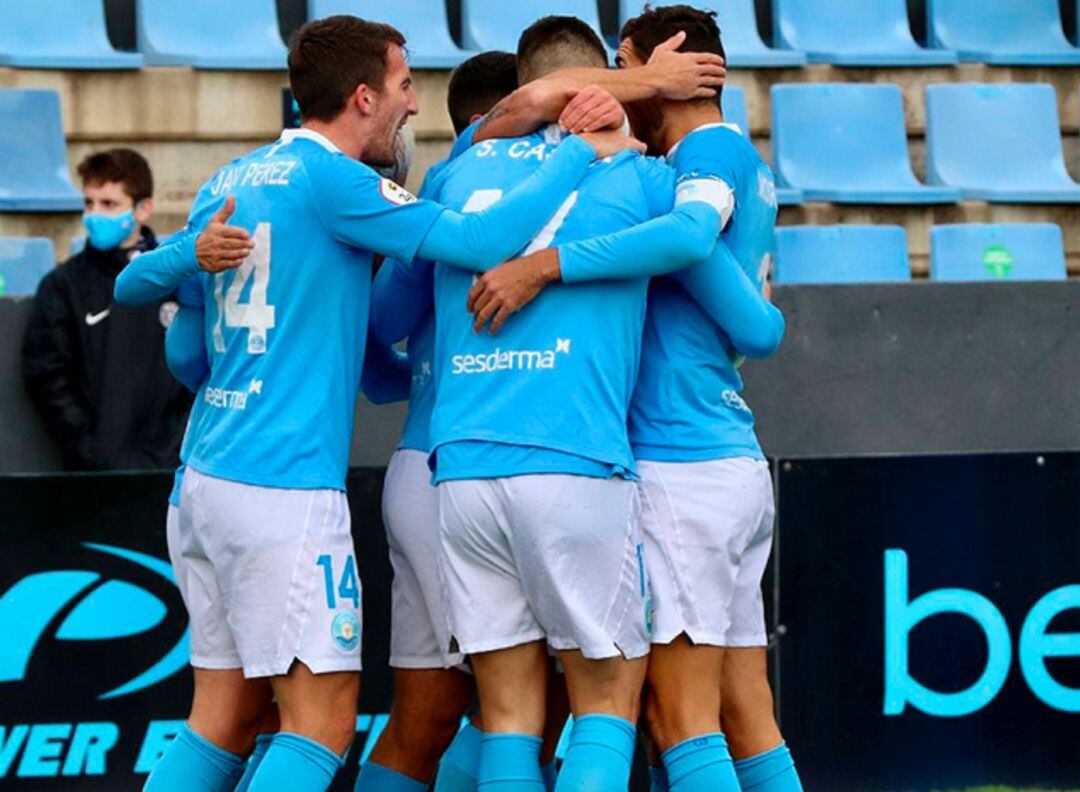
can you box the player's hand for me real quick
[467,248,561,334]
[579,130,647,159]
[648,31,726,100]
[196,195,254,274]
[560,85,627,134]
[763,277,773,303]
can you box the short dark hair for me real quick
[447,51,518,134]
[288,15,406,123]
[76,148,153,203]
[517,15,608,85]
[621,4,725,100]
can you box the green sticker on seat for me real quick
[0,274,6,296]
[983,244,1013,278]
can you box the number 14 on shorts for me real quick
[316,554,360,609]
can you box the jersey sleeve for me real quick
[360,339,411,405]
[672,134,739,231]
[176,273,204,308]
[309,154,448,265]
[415,135,596,272]
[672,245,786,359]
[165,303,209,393]
[369,257,434,347]
[558,201,721,283]
[113,184,222,306]
[634,156,677,218]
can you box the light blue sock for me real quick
[143,725,245,791]
[540,761,557,791]
[662,733,740,792]
[477,733,545,790]
[354,760,428,791]
[733,743,803,791]
[649,765,670,792]
[553,714,636,792]
[247,733,343,791]
[434,722,483,792]
[234,734,274,792]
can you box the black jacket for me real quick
[21,228,193,471]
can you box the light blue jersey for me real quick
[429,129,675,482]
[630,123,779,461]
[120,127,599,491]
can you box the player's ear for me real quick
[134,197,154,224]
[352,84,377,117]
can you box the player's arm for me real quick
[474,33,725,141]
[316,131,642,275]
[164,275,208,392]
[361,339,411,405]
[113,194,252,307]
[369,257,433,347]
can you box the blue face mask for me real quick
[83,209,137,251]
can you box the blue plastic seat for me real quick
[0,238,56,297]
[774,226,911,285]
[619,0,805,67]
[0,2,143,69]
[0,90,83,213]
[928,0,1080,65]
[930,223,1066,281]
[136,0,287,69]
[773,0,956,66]
[771,84,960,205]
[925,84,1080,203]
[310,1,471,68]
[463,0,608,55]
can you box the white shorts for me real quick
[438,474,650,661]
[170,467,362,678]
[383,449,465,669]
[638,458,775,648]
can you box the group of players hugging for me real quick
[115,5,802,791]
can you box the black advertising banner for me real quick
[0,471,393,791]
[775,453,1080,791]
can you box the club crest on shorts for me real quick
[331,611,360,652]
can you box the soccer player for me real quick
[421,16,682,792]
[117,16,637,792]
[356,51,520,792]
[468,7,802,792]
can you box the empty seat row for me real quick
[0,238,55,296]
[771,82,1080,205]
[773,223,1067,284]
[2,0,1080,70]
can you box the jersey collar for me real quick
[665,122,743,161]
[279,128,342,154]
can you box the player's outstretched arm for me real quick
[164,276,209,392]
[114,195,252,306]
[673,248,786,360]
[415,132,644,272]
[474,32,726,142]
[360,339,411,405]
[369,258,434,347]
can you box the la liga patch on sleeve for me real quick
[379,178,418,206]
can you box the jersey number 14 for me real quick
[213,222,276,355]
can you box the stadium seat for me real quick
[720,87,801,206]
[774,226,911,284]
[0,238,56,297]
[310,1,470,68]
[619,0,806,67]
[927,0,1080,65]
[771,84,960,204]
[925,84,1080,203]
[0,90,83,213]
[0,2,143,69]
[136,0,287,69]
[774,0,956,65]
[930,223,1067,281]
[462,0,608,55]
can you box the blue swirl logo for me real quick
[0,543,188,699]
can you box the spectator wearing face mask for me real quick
[21,148,193,471]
